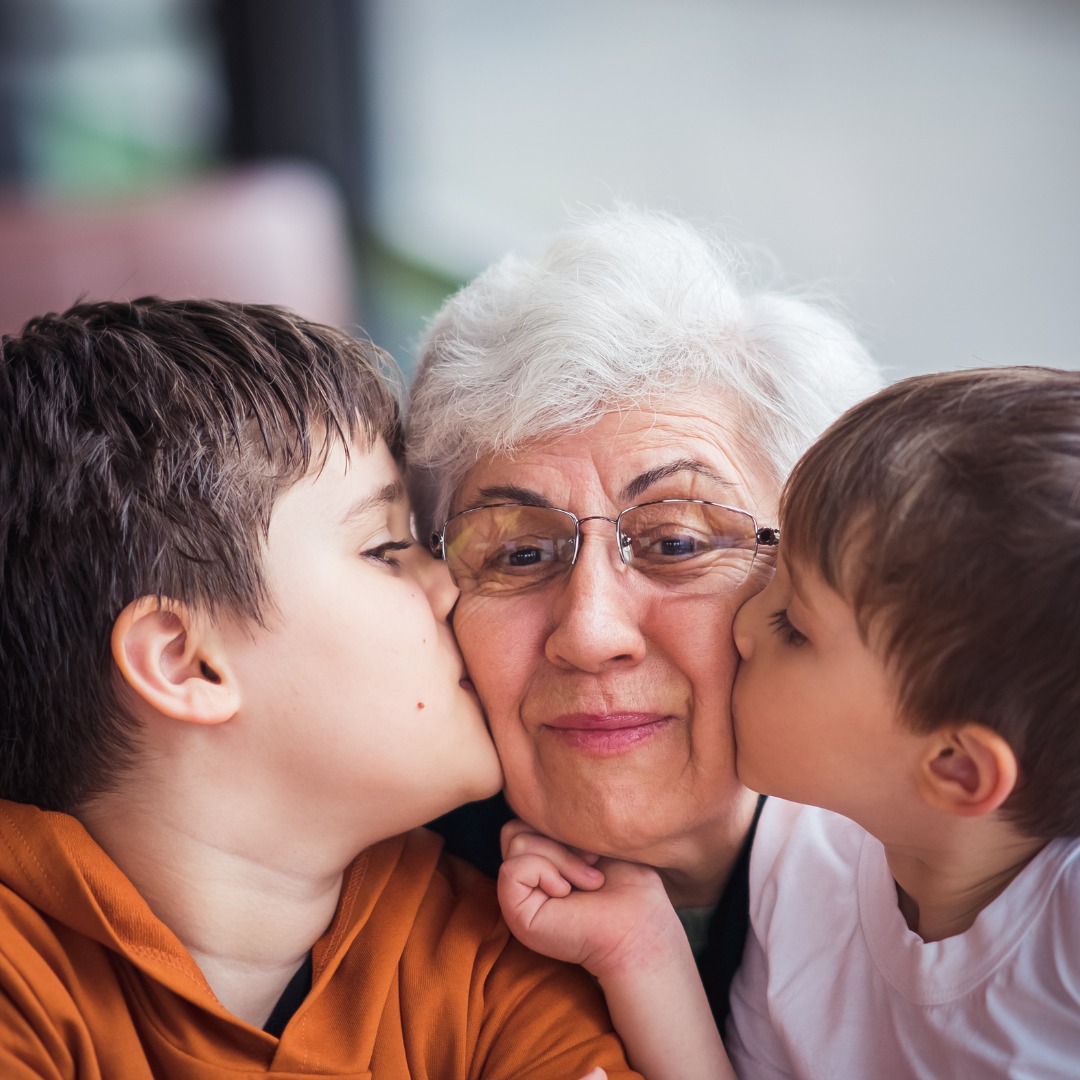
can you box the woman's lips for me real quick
[541,712,670,754]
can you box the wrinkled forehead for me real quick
[455,395,780,522]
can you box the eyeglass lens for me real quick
[441,501,762,595]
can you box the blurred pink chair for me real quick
[0,162,355,336]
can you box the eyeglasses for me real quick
[430,499,779,596]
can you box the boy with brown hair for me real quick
[0,297,639,1078]
[499,366,1080,1078]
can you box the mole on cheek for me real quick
[416,702,425,710]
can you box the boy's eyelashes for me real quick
[768,608,808,647]
[361,538,415,567]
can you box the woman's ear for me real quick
[111,597,239,725]
[917,725,1018,818]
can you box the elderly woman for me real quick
[408,207,882,1023]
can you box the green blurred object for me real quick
[1,0,222,196]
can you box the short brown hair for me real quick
[0,297,402,811]
[782,366,1080,839]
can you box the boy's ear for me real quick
[917,724,1018,818]
[111,597,239,725]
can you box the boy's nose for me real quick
[411,544,460,622]
[732,591,757,660]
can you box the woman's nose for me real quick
[544,529,647,672]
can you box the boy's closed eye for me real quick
[769,608,808,647]
[362,538,415,568]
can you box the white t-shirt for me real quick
[726,799,1080,1079]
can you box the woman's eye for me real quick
[657,533,701,557]
[487,537,559,574]
[363,539,414,567]
[636,531,708,560]
[506,546,544,567]
[768,609,807,647]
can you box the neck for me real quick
[78,790,353,1028]
[883,819,1047,943]
[652,788,758,909]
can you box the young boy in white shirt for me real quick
[499,365,1080,1079]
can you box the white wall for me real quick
[365,0,1080,379]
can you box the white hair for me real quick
[407,206,883,536]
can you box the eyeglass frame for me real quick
[429,498,780,590]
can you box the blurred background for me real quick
[0,0,1077,380]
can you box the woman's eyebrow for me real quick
[470,484,553,509]
[340,480,404,525]
[620,459,736,503]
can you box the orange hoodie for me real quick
[0,800,640,1079]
